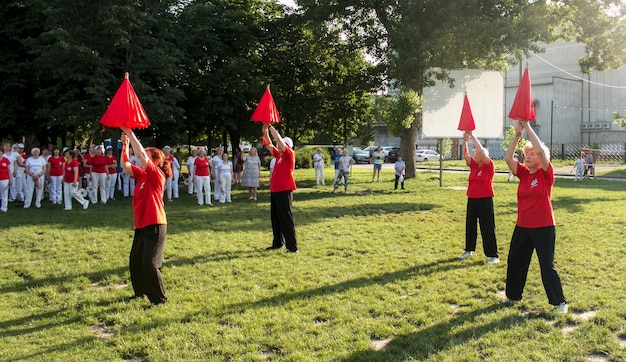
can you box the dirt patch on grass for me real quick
[371,337,394,351]
[90,323,114,339]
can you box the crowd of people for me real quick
[0,140,265,212]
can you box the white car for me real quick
[415,149,440,162]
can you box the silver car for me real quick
[415,149,441,162]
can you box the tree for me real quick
[298,0,626,178]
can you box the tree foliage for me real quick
[297,0,626,177]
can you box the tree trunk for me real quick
[401,110,420,179]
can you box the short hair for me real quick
[523,141,551,161]
[31,147,40,155]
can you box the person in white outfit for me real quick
[186,147,197,195]
[218,152,233,203]
[172,154,180,199]
[212,147,223,202]
[62,149,89,210]
[12,143,26,202]
[312,148,325,186]
[193,147,212,205]
[24,147,47,208]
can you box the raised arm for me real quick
[505,122,524,174]
[121,127,149,170]
[268,125,286,152]
[120,133,134,178]
[462,132,472,166]
[521,121,550,172]
[470,132,489,164]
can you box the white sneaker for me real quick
[458,251,473,259]
[82,201,89,210]
[487,257,500,264]
[556,302,568,314]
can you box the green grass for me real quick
[1,168,625,361]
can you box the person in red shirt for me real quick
[504,121,567,313]
[120,127,172,306]
[0,147,12,212]
[458,131,499,264]
[89,146,109,204]
[82,146,94,197]
[193,147,212,205]
[47,146,65,205]
[105,146,118,201]
[62,149,89,210]
[262,124,298,253]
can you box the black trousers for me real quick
[465,197,498,257]
[394,175,404,189]
[130,224,168,304]
[505,226,566,306]
[270,190,298,252]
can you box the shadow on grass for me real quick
[0,250,272,295]
[554,178,626,191]
[340,303,523,361]
[222,257,466,314]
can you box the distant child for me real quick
[572,153,585,182]
[394,154,406,190]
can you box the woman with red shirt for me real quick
[458,131,499,264]
[89,146,109,204]
[47,146,65,205]
[63,149,89,210]
[121,128,172,306]
[0,147,12,212]
[193,147,212,206]
[504,121,567,313]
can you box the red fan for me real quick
[457,92,476,131]
[251,85,281,124]
[99,72,151,129]
[508,63,536,121]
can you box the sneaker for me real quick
[556,302,568,314]
[458,251,473,259]
[82,201,89,210]
[487,257,500,264]
[503,298,520,305]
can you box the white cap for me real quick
[62,147,69,153]
[17,143,24,148]
[105,145,113,150]
[282,137,293,149]
[163,145,171,150]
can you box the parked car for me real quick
[415,149,441,162]
[385,147,401,162]
[352,147,370,164]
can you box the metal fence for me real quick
[481,142,626,163]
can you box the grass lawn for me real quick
[1,168,625,361]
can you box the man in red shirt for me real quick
[262,124,298,253]
[504,121,567,313]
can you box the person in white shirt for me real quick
[212,147,223,201]
[24,147,47,208]
[12,143,26,202]
[312,148,325,186]
[186,147,197,195]
[394,154,406,190]
[122,150,139,197]
[333,148,355,193]
[218,152,233,203]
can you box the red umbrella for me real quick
[457,92,476,131]
[251,85,281,124]
[508,63,535,121]
[99,72,151,129]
